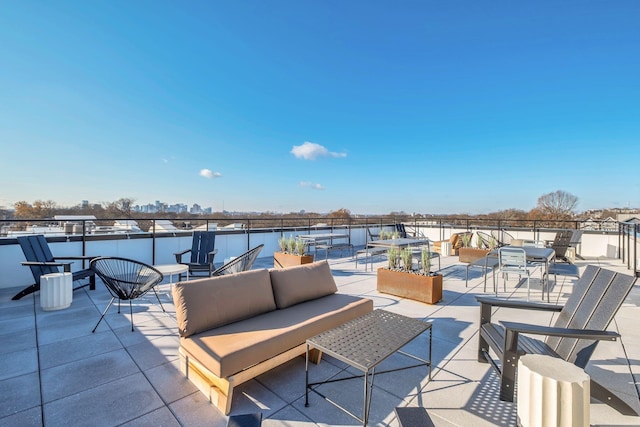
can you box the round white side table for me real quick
[441,242,452,256]
[517,354,590,427]
[154,264,189,288]
[40,272,73,311]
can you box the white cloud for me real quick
[200,169,222,179]
[299,181,325,190]
[291,141,347,160]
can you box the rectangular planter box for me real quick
[273,252,314,269]
[458,248,491,263]
[377,268,442,304]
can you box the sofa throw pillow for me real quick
[269,260,338,309]
[172,269,276,337]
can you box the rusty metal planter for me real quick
[377,268,443,304]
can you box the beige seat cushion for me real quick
[180,293,373,378]
[269,260,338,309]
[173,269,276,338]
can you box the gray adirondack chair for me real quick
[477,264,638,415]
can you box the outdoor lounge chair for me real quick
[394,223,407,238]
[90,256,165,332]
[12,234,96,300]
[476,265,639,415]
[432,232,472,256]
[548,230,574,263]
[211,244,264,276]
[490,229,514,247]
[174,231,218,276]
[475,231,494,249]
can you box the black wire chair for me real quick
[491,229,514,246]
[211,244,264,276]
[90,257,165,333]
[475,231,493,249]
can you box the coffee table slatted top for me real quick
[307,310,432,371]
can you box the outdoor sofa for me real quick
[172,260,373,414]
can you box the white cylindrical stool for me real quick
[40,272,73,311]
[441,242,452,256]
[517,354,590,427]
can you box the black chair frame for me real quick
[13,235,96,300]
[90,256,165,333]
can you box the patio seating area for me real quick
[1,249,639,426]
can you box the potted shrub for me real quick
[459,232,491,263]
[377,246,443,304]
[273,235,314,268]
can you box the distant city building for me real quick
[129,200,211,215]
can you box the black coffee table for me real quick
[305,309,433,425]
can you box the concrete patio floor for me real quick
[1,251,640,426]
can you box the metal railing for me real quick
[619,222,640,277]
[1,216,636,276]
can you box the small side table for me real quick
[517,354,590,427]
[440,242,452,256]
[40,272,73,311]
[154,264,189,288]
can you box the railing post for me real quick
[152,219,156,265]
[246,219,251,250]
[635,224,639,277]
[619,222,625,263]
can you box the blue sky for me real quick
[1,1,638,215]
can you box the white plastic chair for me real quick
[498,247,533,300]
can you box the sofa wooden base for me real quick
[179,345,322,415]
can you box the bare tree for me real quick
[104,198,136,218]
[536,190,578,218]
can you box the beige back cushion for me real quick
[269,260,338,309]
[172,269,276,337]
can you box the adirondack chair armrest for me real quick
[476,296,563,312]
[22,261,72,272]
[207,249,218,261]
[52,255,96,261]
[174,248,191,263]
[22,261,67,267]
[500,321,620,341]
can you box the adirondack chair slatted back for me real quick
[18,235,60,279]
[395,223,407,238]
[190,231,216,265]
[546,265,636,366]
[550,230,573,260]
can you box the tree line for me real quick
[3,190,596,229]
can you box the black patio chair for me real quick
[12,235,96,300]
[477,265,639,415]
[174,231,218,276]
[395,223,408,238]
[475,231,494,249]
[90,257,165,333]
[548,230,574,263]
[490,229,514,247]
[211,244,264,276]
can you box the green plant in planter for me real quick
[392,231,400,239]
[388,247,400,269]
[476,234,484,249]
[278,236,288,253]
[379,230,388,240]
[286,235,297,254]
[401,248,413,271]
[489,236,498,250]
[461,233,472,248]
[295,238,307,256]
[421,247,432,274]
